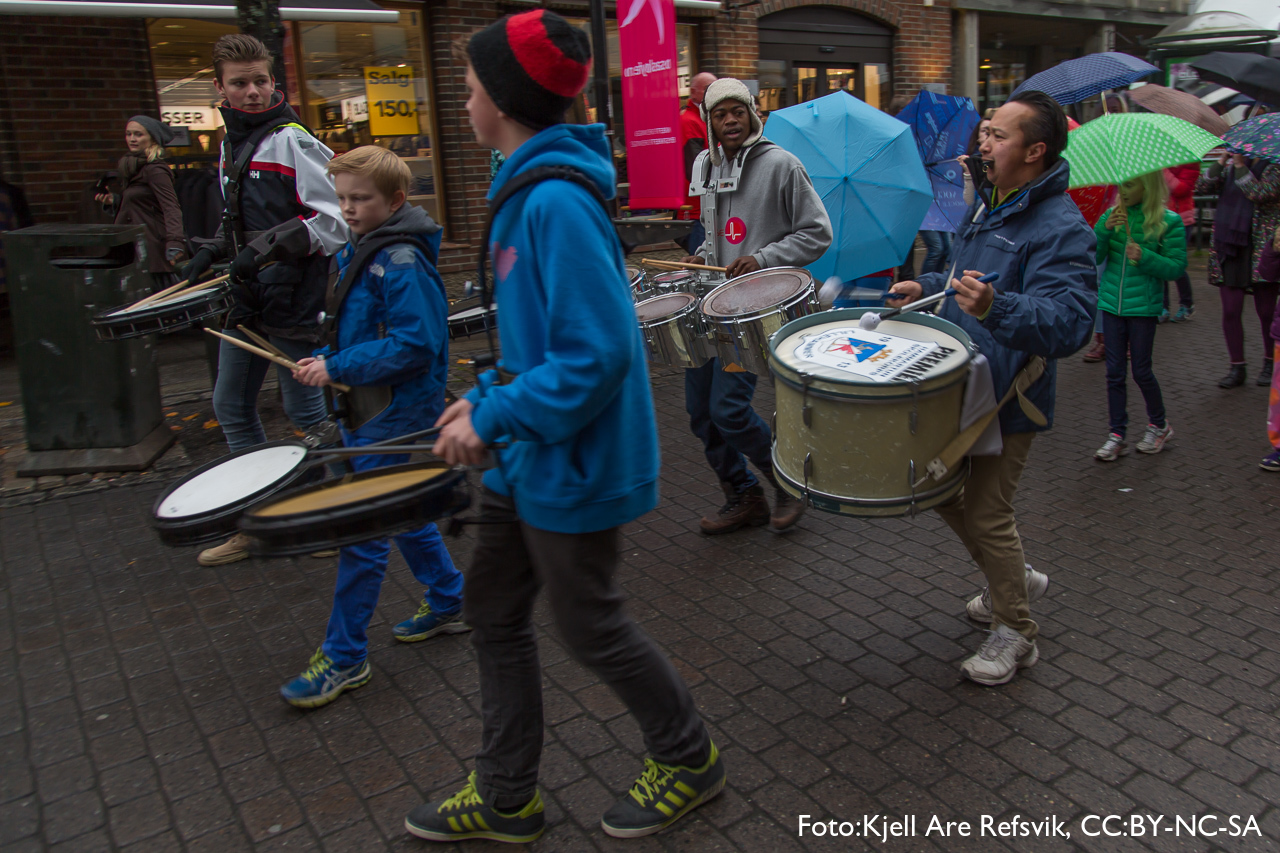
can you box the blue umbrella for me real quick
[896,90,979,232]
[765,91,932,282]
[1012,52,1158,105]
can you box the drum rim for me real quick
[700,267,815,320]
[150,438,311,533]
[93,283,234,325]
[768,307,974,392]
[773,452,969,511]
[635,292,699,322]
[241,460,464,525]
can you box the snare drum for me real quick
[626,266,648,301]
[769,308,973,517]
[447,304,497,340]
[651,269,724,298]
[700,268,818,375]
[238,461,470,556]
[92,284,234,342]
[635,292,710,369]
[151,439,312,546]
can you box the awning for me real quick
[0,0,399,21]
[1146,11,1277,48]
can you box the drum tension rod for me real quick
[799,371,812,428]
[908,460,918,518]
[803,452,813,509]
[909,380,920,436]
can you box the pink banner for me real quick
[617,0,683,209]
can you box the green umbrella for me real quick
[1062,113,1222,189]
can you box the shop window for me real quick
[295,4,444,224]
[148,17,239,158]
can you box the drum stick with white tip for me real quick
[125,279,189,312]
[861,272,1000,331]
[640,258,729,273]
[204,328,352,392]
[141,274,232,309]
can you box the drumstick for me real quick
[640,258,729,273]
[145,274,232,308]
[125,279,189,312]
[205,328,352,393]
[237,325,291,361]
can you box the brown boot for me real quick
[761,469,805,532]
[699,482,769,535]
[1081,332,1105,363]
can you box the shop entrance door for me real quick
[757,7,893,114]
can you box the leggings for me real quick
[1220,284,1279,364]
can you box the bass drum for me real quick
[769,308,974,517]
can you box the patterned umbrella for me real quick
[1223,113,1280,164]
[1062,113,1222,189]
[895,90,980,232]
[1127,84,1229,137]
[1012,52,1158,106]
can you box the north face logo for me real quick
[249,170,260,179]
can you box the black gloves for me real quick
[230,246,265,284]
[184,247,215,287]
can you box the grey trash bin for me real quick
[4,224,175,475]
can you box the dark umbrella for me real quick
[1224,113,1280,164]
[1127,84,1229,137]
[1187,52,1280,107]
[1012,52,1158,106]
[895,90,980,232]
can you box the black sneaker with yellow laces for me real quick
[601,742,726,838]
[404,772,545,843]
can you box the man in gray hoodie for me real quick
[680,78,832,535]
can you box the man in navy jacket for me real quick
[890,90,1096,687]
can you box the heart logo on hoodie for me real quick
[492,242,519,282]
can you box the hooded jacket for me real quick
[201,93,347,340]
[1094,205,1186,317]
[319,204,447,441]
[464,124,658,534]
[691,140,832,269]
[917,158,1097,435]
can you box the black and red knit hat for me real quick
[467,9,591,131]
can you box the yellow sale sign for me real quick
[363,66,419,136]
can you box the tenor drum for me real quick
[447,304,497,339]
[769,309,974,517]
[634,292,710,369]
[92,284,234,342]
[626,266,648,301]
[650,269,725,298]
[150,440,312,546]
[238,461,470,556]
[700,268,818,375]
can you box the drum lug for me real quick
[803,452,813,508]
[908,459,917,518]
[800,371,812,428]
[909,380,920,435]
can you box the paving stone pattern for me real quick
[1,263,1279,852]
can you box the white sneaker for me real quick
[198,533,252,566]
[966,565,1049,623]
[960,623,1039,686]
[1135,422,1173,454]
[1094,433,1128,462]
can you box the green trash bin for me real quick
[4,224,175,475]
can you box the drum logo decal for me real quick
[794,327,940,383]
[723,217,746,245]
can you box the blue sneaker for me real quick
[1172,304,1195,323]
[1261,451,1280,472]
[1156,308,1171,324]
[279,648,371,708]
[392,601,471,643]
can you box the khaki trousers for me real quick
[934,432,1037,640]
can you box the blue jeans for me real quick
[684,358,772,490]
[323,440,463,667]
[212,331,328,452]
[1103,312,1165,439]
[920,230,954,276]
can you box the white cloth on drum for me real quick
[961,354,1003,457]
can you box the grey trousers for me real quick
[464,488,711,810]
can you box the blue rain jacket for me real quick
[918,158,1098,434]
[319,204,448,440]
[464,124,659,534]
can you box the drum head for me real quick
[653,271,696,286]
[774,313,970,385]
[449,305,492,321]
[635,292,697,322]
[157,444,309,519]
[702,268,813,318]
[253,467,446,517]
[626,266,644,285]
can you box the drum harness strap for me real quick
[918,355,1047,486]
[319,233,438,431]
[221,117,306,255]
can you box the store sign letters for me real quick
[618,0,683,208]
[160,107,221,131]
[363,67,418,136]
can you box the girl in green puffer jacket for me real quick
[1092,170,1187,462]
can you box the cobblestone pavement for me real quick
[2,257,1279,852]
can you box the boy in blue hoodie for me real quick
[282,146,467,709]
[405,10,721,843]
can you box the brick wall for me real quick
[0,17,159,224]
